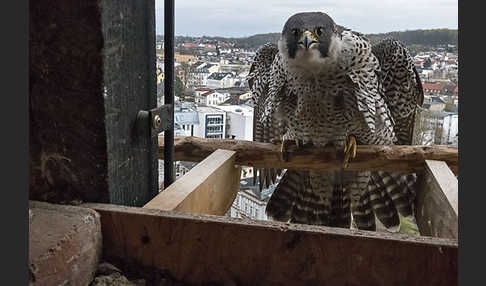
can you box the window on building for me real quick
[207,134,223,139]
[207,115,223,125]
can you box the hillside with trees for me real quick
[364,29,457,46]
[160,29,457,51]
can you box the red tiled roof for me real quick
[201,91,215,97]
[423,83,444,91]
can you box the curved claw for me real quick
[343,135,357,168]
[280,139,289,162]
[279,139,306,162]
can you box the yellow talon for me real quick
[343,135,357,168]
[280,139,288,162]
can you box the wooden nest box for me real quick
[29,1,458,285]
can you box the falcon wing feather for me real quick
[248,43,284,190]
[369,38,425,223]
[371,38,424,145]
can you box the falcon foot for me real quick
[343,135,357,168]
[277,139,305,162]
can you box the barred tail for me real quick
[267,171,351,229]
[266,170,301,222]
[329,184,351,228]
[371,171,417,219]
[369,174,400,228]
[350,172,376,231]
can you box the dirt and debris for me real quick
[90,260,240,286]
[90,261,186,286]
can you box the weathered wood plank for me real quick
[158,136,458,174]
[83,203,458,286]
[101,0,158,206]
[144,149,241,215]
[29,0,158,206]
[30,0,109,203]
[416,160,458,239]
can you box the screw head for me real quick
[153,115,161,129]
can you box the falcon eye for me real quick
[315,27,324,37]
[291,29,299,36]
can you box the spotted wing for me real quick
[369,38,425,225]
[248,43,284,190]
[372,38,424,145]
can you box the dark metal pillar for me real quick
[164,0,175,187]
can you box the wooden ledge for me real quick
[83,203,458,286]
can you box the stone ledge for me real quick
[29,201,102,286]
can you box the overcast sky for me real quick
[155,0,457,37]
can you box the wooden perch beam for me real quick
[158,136,458,174]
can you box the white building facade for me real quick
[442,113,458,146]
[206,72,236,89]
[217,105,254,141]
[230,189,269,221]
[193,106,227,139]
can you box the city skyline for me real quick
[155,0,458,37]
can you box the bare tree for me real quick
[178,62,195,88]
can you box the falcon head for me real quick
[279,12,343,70]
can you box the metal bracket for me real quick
[137,104,173,136]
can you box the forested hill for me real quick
[166,29,457,50]
[236,29,458,48]
[365,29,457,46]
[230,33,281,49]
[231,29,458,48]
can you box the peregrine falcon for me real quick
[248,12,423,231]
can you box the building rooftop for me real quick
[239,177,278,203]
[214,87,248,95]
[195,87,214,92]
[196,105,225,114]
[201,90,216,97]
[423,82,445,91]
[217,104,254,117]
[208,72,233,80]
[175,111,199,125]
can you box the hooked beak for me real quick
[298,30,318,50]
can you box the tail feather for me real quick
[369,174,400,228]
[374,171,416,217]
[350,172,376,231]
[290,172,333,225]
[290,185,331,226]
[267,171,335,226]
[267,170,415,232]
[352,192,376,231]
[329,185,351,228]
[266,170,301,222]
